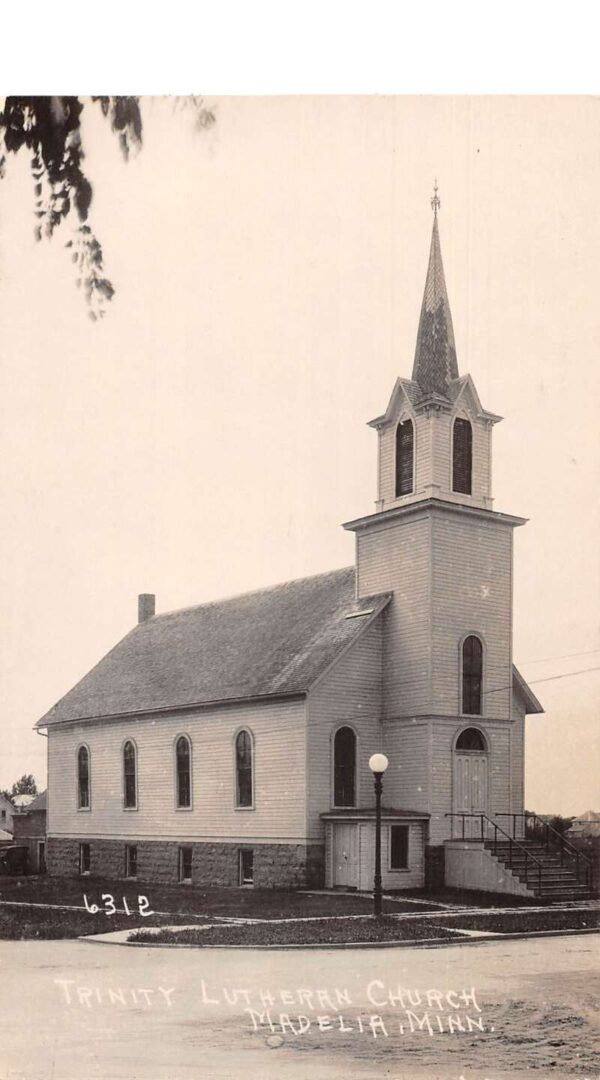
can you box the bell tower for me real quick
[369,185,502,515]
[343,188,529,841]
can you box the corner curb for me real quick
[79,926,599,951]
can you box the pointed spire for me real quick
[412,184,459,397]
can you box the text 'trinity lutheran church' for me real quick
[38,190,550,897]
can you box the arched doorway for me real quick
[452,726,489,837]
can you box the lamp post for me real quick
[368,752,389,917]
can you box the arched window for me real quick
[453,417,473,494]
[77,745,90,809]
[462,636,483,715]
[235,730,253,808]
[175,736,192,808]
[395,418,414,497]
[333,726,356,807]
[456,726,486,752]
[123,740,137,809]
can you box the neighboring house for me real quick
[0,828,14,847]
[37,197,546,895]
[12,794,35,810]
[12,791,47,872]
[568,811,600,839]
[0,794,14,835]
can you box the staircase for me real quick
[446,812,593,902]
[484,838,592,901]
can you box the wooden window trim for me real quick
[174,734,193,811]
[388,824,410,871]
[332,725,358,809]
[76,744,91,812]
[234,728,255,811]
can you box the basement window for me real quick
[389,825,409,870]
[239,849,254,886]
[125,844,137,879]
[178,846,193,884]
[79,842,91,876]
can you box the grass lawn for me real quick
[1,875,596,942]
[438,908,599,935]
[0,905,209,940]
[128,907,600,947]
[130,916,457,947]
[0,874,434,939]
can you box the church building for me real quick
[39,193,556,897]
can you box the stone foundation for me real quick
[424,843,445,890]
[47,837,324,889]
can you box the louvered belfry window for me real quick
[395,419,414,497]
[176,736,192,808]
[236,730,253,808]
[453,417,473,494]
[462,636,483,715]
[334,726,356,807]
[123,741,136,809]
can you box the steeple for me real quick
[412,183,459,398]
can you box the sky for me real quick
[0,95,598,813]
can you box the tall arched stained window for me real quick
[395,419,414,497]
[453,417,473,494]
[123,740,137,809]
[235,730,253,808]
[462,636,483,715]
[333,726,357,807]
[175,736,192,808]
[77,745,90,809]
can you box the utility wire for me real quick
[484,664,600,695]
[518,647,600,665]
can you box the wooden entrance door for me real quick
[453,752,488,837]
[332,823,359,888]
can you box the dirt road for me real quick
[0,933,598,1080]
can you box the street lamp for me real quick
[368,752,389,917]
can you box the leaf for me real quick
[73,176,92,220]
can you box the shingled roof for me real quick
[412,208,459,398]
[37,568,391,728]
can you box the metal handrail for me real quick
[493,811,592,889]
[445,812,544,893]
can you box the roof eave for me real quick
[36,688,308,731]
[343,498,528,533]
[512,664,544,715]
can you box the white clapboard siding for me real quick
[431,512,512,720]
[48,698,307,842]
[382,719,430,812]
[306,619,383,837]
[511,692,526,817]
[357,513,432,717]
[358,820,426,890]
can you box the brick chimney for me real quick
[138,593,156,623]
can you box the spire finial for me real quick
[431,179,440,217]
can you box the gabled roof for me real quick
[412,212,459,397]
[513,665,544,714]
[37,568,391,728]
[367,377,422,428]
[21,791,46,813]
[448,375,503,424]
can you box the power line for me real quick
[518,647,600,665]
[485,664,600,695]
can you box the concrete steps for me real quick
[483,838,592,901]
